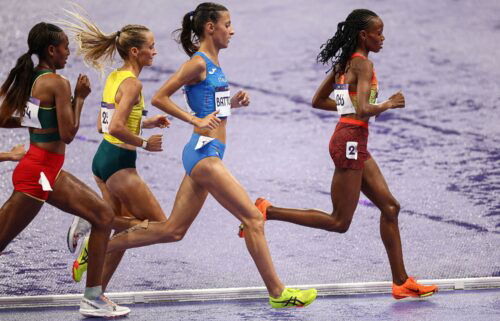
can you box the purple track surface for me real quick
[0,0,499,302]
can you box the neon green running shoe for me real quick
[269,287,317,308]
[72,236,89,282]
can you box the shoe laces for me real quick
[100,295,117,307]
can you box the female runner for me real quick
[61,13,174,292]
[106,2,317,308]
[239,9,437,300]
[0,22,129,317]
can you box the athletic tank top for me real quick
[101,70,145,144]
[334,53,379,115]
[184,52,230,119]
[27,69,60,142]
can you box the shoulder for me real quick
[42,73,71,89]
[351,57,374,75]
[120,77,142,92]
[184,55,206,73]
[36,73,71,93]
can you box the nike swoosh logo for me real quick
[208,68,217,74]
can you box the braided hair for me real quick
[317,9,378,74]
[174,2,228,57]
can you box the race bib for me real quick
[100,102,115,134]
[215,86,231,117]
[195,135,215,150]
[16,98,43,129]
[333,84,356,115]
[346,141,358,160]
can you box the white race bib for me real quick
[195,135,215,150]
[15,98,43,128]
[346,141,358,160]
[333,84,356,115]
[100,102,115,134]
[215,87,231,117]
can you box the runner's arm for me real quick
[312,71,337,111]
[151,57,220,130]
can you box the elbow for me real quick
[108,123,121,137]
[151,94,161,108]
[311,96,321,109]
[60,132,74,144]
[60,125,79,144]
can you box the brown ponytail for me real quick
[173,2,228,57]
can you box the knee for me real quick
[242,213,265,235]
[91,203,115,229]
[159,224,186,243]
[326,220,351,234]
[382,200,400,223]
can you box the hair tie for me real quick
[116,31,121,38]
[188,11,195,17]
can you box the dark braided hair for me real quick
[173,2,228,57]
[317,9,378,74]
[0,22,64,125]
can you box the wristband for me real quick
[141,138,148,149]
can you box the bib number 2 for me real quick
[346,141,358,160]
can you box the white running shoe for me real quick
[67,216,91,253]
[79,295,130,318]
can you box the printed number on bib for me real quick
[215,86,231,117]
[100,102,115,134]
[15,98,43,129]
[346,141,358,160]
[333,84,355,115]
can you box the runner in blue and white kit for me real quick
[105,2,318,308]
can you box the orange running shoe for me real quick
[392,277,438,299]
[238,198,271,238]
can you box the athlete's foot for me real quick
[238,198,271,238]
[67,216,91,253]
[269,288,317,308]
[72,236,89,282]
[392,277,438,299]
[79,294,130,318]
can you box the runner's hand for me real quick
[231,90,250,108]
[388,90,405,109]
[192,111,221,130]
[143,115,170,129]
[145,134,163,152]
[74,74,91,100]
[9,144,25,161]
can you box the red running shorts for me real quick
[12,144,65,201]
[329,118,371,170]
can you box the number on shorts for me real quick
[346,141,358,160]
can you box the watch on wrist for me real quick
[141,138,148,149]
